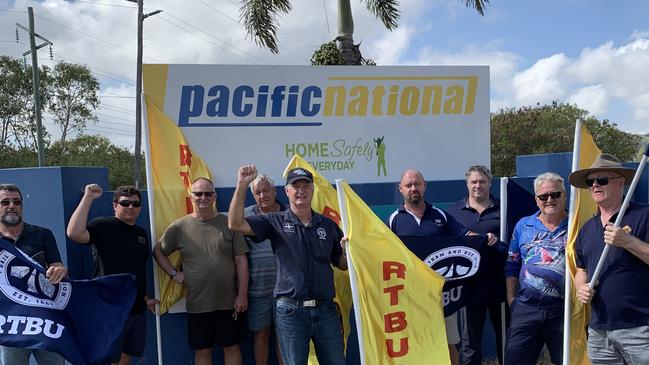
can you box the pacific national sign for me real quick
[143,65,490,187]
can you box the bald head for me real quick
[399,169,426,208]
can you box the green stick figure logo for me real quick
[373,136,387,177]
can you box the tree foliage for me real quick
[0,56,51,150]
[491,102,643,176]
[0,135,141,189]
[0,56,98,151]
[311,41,377,66]
[48,62,100,148]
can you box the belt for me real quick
[277,296,327,308]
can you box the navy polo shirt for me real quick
[447,196,507,304]
[388,202,468,237]
[446,196,500,235]
[0,223,61,267]
[575,201,649,330]
[246,208,344,301]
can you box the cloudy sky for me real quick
[1,0,648,149]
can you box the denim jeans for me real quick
[505,300,563,365]
[275,297,345,365]
[587,325,649,365]
[0,346,64,365]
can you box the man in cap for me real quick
[228,165,347,365]
[570,153,649,364]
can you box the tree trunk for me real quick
[337,0,361,65]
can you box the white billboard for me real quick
[143,65,490,187]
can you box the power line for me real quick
[62,0,137,9]
[161,11,267,64]
[34,14,166,63]
[156,14,261,64]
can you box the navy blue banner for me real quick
[399,235,503,316]
[505,180,538,244]
[0,239,136,365]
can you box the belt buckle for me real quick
[302,299,316,307]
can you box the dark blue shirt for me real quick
[388,202,469,237]
[246,209,344,301]
[575,201,649,330]
[447,196,506,304]
[0,223,62,267]
[446,196,501,235]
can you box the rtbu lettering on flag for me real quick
[399,235,500,316]
[0,239,135,365]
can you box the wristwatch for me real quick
[169,269,177,278]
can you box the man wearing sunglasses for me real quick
[154,177,249,365]
[67,184,158,365]
[0,183,68,365]
[569,153,649,365]
[505,172,568,365]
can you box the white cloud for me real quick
[512,54,569,105]
[567,84,609,116]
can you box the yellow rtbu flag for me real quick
[340,181,449,364]
[567,123,600,365]
[283,155,353,364]
[144,95,213,314]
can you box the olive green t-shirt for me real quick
[160,214,248,313]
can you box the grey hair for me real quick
[465,165,492,182]
[250,174,275,193]
[533,172,565,194]
[0,184,22,200]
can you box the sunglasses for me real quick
[0,199,22,207]
[192,191,214,198]
[116,200,142,208]
[585,176,622,187]
[536,191,562,201]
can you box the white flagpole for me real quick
[499,177,508,365]
[563,119,583,365]
[588,143,649,288]
[141,94,164,365]
[335,179,366,365]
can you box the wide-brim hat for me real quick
[568,153,635,189]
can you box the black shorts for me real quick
[111,312,147,362]
[188,310,245,349]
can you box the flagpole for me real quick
[499,177,508,365]
[142,95,164,365]
[335,179,366,365]
[588,143,649,289]
[563,119,583,365]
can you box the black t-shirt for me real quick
[1,223,62,267]
[87,216,150,315]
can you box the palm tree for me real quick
[240,0,490,64]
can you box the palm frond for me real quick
[462,0,489,16]
[363,0,400,30]
[240,0,292,53]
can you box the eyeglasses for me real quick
[536,191,562,201]
[192,191,214,198]
[585,176,622,187]
[116,200,142,208]
[0,199,22,207]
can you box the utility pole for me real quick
[127,0,161,188]
[16,7,52,167]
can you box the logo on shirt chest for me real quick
[434,219,444,227]
[283,223,296,233]
[138,236,147,245]
[316,227,327,240]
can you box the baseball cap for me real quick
[286,168,313,185]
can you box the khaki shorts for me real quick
[445,312,460,345]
